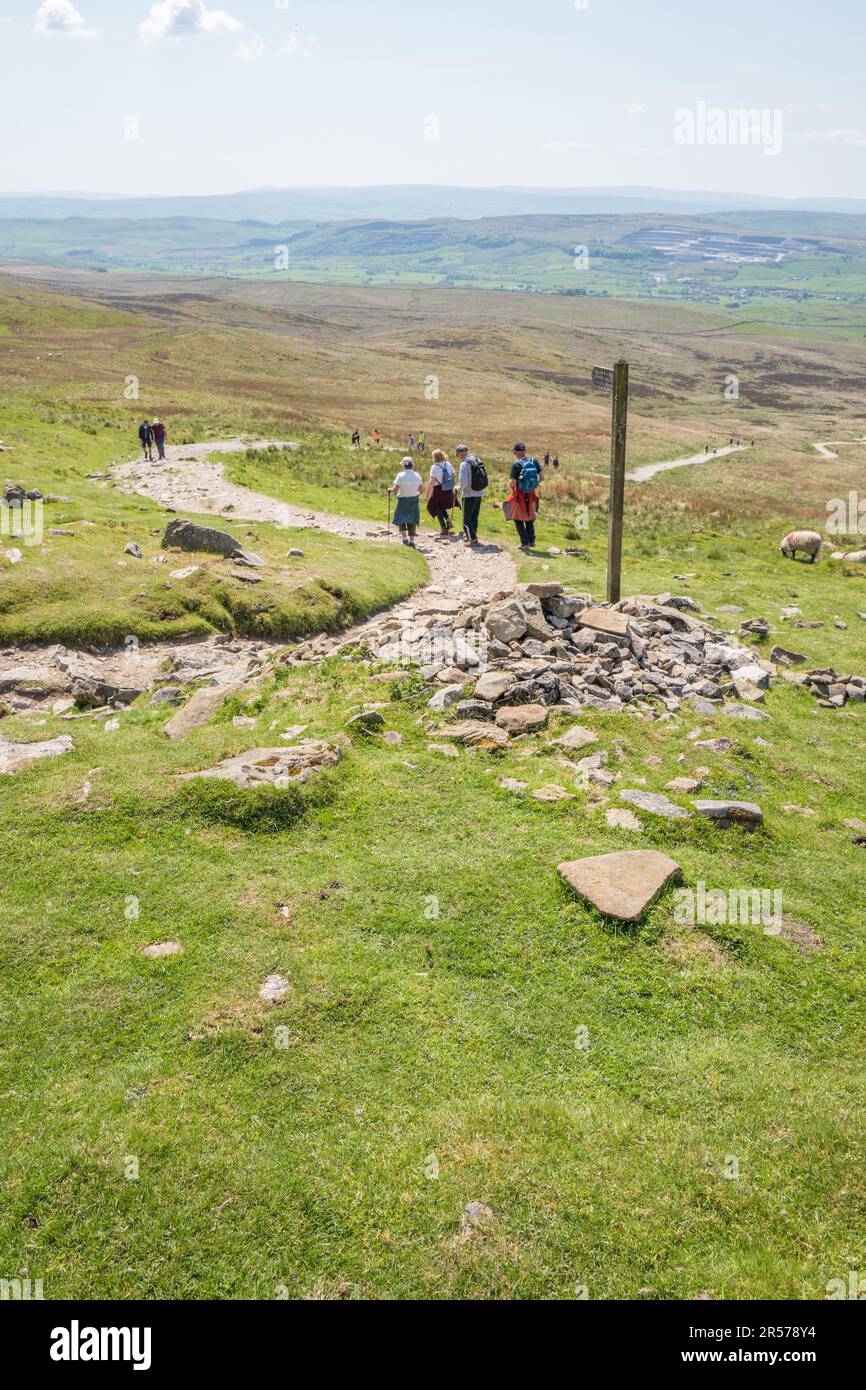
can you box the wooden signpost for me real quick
[592,359,629,603]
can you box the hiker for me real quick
[456,443,488,547]
[351,428,361,448]
[388,457,423,546]
[544,451,550,468]
[138,419,154,460]
[152,418,167,460]
[506,443,542,551]
[552,453,560,470]
[426,447,457,538]
[408,433,416,451]
[417,431,426,453]
[372,428,381,446]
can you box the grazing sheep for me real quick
[830,549,866,564]
[780,530,822,562]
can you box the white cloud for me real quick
[623,103,646,116]
[805,127,866,147]
[34,0,98,38]
[138,0,243,43]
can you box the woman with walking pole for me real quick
[387,456,424,546]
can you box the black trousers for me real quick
[515,518,536,547]
[462,495,482,540]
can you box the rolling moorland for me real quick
[4,208,866,324]
[0,258,865,1299]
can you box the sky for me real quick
[0,0,863,198]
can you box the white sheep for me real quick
[830,549,866,564]
[780,530,822,562]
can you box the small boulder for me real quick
[495,704,549,735]
[619,789,691,821]
[473,670,514,703]
[693,799,762,830]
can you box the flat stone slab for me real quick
[473,671,514,703]
[143,941,184,958]
[665,777,701,794]
[605,807,643,832]
[0,734,73,774]
[259,973,291,1003]
[163,677,246,740]
[431,721,508,748]
[577,607,631,637]
[553,725,598,751]
[558,849,681,922]
[495,703,549,734]
[177,741,341,789]
[620,789,691,820]
[532,784,575,802]
[693,799,762,830]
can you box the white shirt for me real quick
[392,468,423,497]
[430,460,454,488]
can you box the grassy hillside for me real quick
[1,276,865,1300]
[1,586,864,1298]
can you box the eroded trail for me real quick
[114,438,517,606]
[626,442,750,483]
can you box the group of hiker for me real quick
[138,418,167,460]
[387,442,543,551]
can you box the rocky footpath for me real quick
[287,581,796,721]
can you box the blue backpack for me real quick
[437,459,456,490]
[518,458,540,493]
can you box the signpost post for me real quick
[592,359,629,604]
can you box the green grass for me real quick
[2,310,866,1299]
[1,640,864,1299]
[0,414,424,646]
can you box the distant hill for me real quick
[3,185,866,223]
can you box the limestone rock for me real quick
[532,784,575,802]
[0,733,73,774]
[605,807,643,832]
[177,741,341,788]
[693,799,762,829]
[428,685,465,711]
[665,776,701,794]
[259,974,291,1004]
[619,789,691,820]
[577,607,631,637]
[163,518,247,559]
[558,849,681,922]
[553,725,598,752]
[431,721,508,748]
[473,670,515,703]
[143,941,183,958]
[163,678,246,740]
[495,703,549,735]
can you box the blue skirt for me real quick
[393,495,420,526]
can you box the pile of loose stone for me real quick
[292,581,784,721]
[781,665,866,710]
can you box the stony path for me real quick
[626,442,750,483]
[114,438,517,608]
[811,437,866,462]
